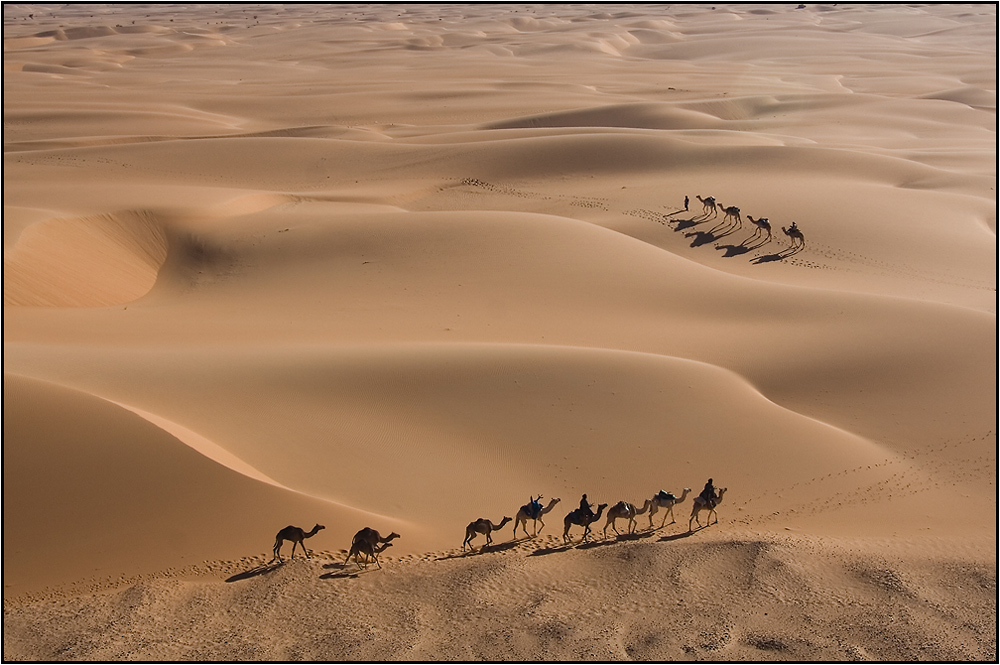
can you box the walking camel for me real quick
[648,488,691,529]
[718,204,742,231]
[563,503,608,544]
[271,524,325,562]
[346,539,394,570]
[688,487,727,531]
[513,496,561,538]
[745,215,772,243]
[463,516,512,551]
[695,195,717,217]
[603,499,653,537]
[345,527,401,567]
[782,224,805,249]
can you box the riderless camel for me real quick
[463,516,512,551]
[648,488,691,529]
[346,539,394,570]
[271,524,325,562]
[345,527,400,567]
[603,499,653,537]
[695,195,717,217]
[746,215,772,243]
[718,204,742,231]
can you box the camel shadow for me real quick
[752,246,800,264]
[684,230,718,248]
[671,218,702,232]
[614,530,657,542]
[575,538,618,550]
[437,540,520,560]
[319,561,369,579]
[435,550,476,561]
[659,530,698,542]
[715,243,751,258]
[225,561,284,582]
[480,540,520,554]
[528,543,574,557]
[319,569,362,580]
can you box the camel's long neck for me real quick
[306,527,321,538]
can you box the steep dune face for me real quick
[2,374,374,595]
[3,211,168,307]
[3,2,995,659]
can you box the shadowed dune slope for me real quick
[2,375,386,595]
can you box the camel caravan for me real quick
[268,481,727,571]
[684,194,805,254]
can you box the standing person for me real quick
[684,195,690,212]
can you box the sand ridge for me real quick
[3,2,995,660]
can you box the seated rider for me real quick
[529,495,543,519]
[580,493,593,517]
[699,478,717,506]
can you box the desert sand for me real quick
[3,2,996,660]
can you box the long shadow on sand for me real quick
[714,243,753,258]
[528,543,575,557]
[752,246,802,264]
[319,561,366,579]
[659,527,705,542]
[436,540,521,561]
[684,230,719,248]
[671,217,703,232]
[225,561,284,582]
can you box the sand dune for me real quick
[3,2,995,660]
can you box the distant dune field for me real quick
[3,3,995,660]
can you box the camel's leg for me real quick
[648,504,657,529]
[290,541,299,560]
[536,518,544,535]
[485,530,493,548]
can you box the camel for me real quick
[346,539,394,570]
[746,215,772,243]
[695,195,717,217]
[603,499,653,537]
[271,524,325,562]
[688,487,728,531]
[462,516,512,551]
[782,224,805,249]
[513,496,561,538]
[345,527,401,567]
[719,204,742,230]
[648,488,691,529]
[563,503,608,544]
